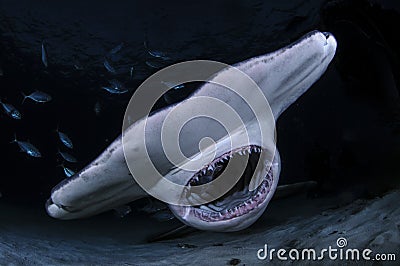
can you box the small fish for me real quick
[11,134,41,158]
[103,58,116,74]
[108,79,126,90]
[130,66,134,79]
[161,81,185,90]
[58,164,75,177]
[148,50,170,60]
[22,90,52,104]
[101,86,128,94]
[101,80,128,94]
[73,64,83,70]
[56,127,73,149]
[41,41,48,67]
[145,60,164,69]
[57,149,77,163]
[0,99,21,119]
[94,101,101,116]
[109,42,124,54]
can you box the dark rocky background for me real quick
[0,0,399,264]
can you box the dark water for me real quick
[0,0,399,212]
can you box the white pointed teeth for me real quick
[236,146,262,156]
[220,156,229,163]
[189,146,262,187]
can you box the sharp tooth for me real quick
[229,154,233,158]
[239,151,243,155]
[208,165,213,171]
[248,147,251,153]
[194,176,199,182]
[202,169,206,175]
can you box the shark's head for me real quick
[164,31,336,231]
[46,31,336,232]
[167,144,281,232]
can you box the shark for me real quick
[46,30,337,232]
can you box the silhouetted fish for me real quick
[101,79,128,94]
[148,49,170,60]
[94,101,101,116]
[56,128,73,149]
[103,58,116,74]
[57,149,77,163]
[101,86,128,94]
[41,41,48,67]
[11,134,41,158]
[0,99,21,119]
[145,60,164,69]
[109,42,124,54]
[58,164,75,177]
[22,90,52,104]
[161,81,185,90]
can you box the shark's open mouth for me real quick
[173,145,273,222]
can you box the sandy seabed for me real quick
[1,189,399,265]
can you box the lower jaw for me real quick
[174,172,273,223]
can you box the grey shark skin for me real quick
[46,31,337,232]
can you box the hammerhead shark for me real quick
[46,30,336,232]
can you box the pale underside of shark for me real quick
[46,31,337,232]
